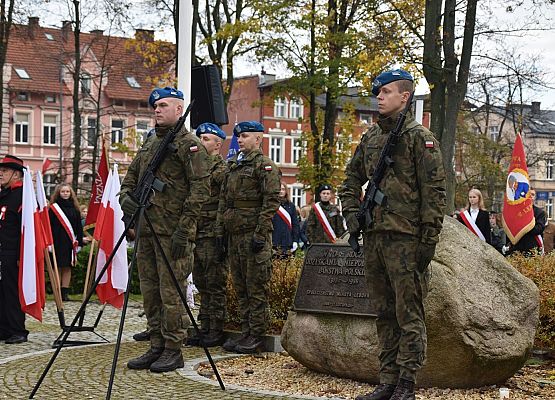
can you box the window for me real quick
[17,92,29,101]
[550,140,555,146]
[113,99,124,107]
[83,173,93,184]
[360,113,372,124]
[45,33,54,41]
[136,120,149,145]
[15,113,30,143]
[126,76,141,88]
[45,94,56,103]
[270,136,282,163]
[548,159,554,180]
[111,120,124,144]
[43,174,57,197]
[138,101,149,109]
[292,138,302,164]
[291,186,306,207]
[43,115,57,145]
[274,97,286,118]
[81,73,91,94]
[547,199,553,220]
[87,118,97,147]
[489,125,499,141]
[290,98,303,119]
[14,68,30,79]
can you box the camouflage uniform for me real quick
[340,114,446,384]
[306,202,346,243]
[120,124,210,351]
[193,154,228,334]
[217,148,281,337]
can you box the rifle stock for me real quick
[348,91,415,252]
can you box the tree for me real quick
[70,0,82,193]
[252,0,420,193]
[0,0,15,139]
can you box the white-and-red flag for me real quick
[502,133,535,244]
[41,158,53,174]
[35,171,53,246]
[19,168,46,321]
[85,144,109,227]
[93,165,128,308]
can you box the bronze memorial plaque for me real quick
[293,243,376,316]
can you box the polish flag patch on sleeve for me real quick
[190,145,199,152]
[264,165,272,171]
[425,140,434,148]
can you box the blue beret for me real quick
[233,121,264,137]
[371,69,413,96]
[148,87,184,108]
[318,184,332,194]
[195,123,226,140]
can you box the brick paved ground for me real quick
[0,300,318,400]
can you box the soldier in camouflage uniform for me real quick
[306,184,346,244]
[120,87,211,373]
[189,123,229,347]
[216,121,281,354]
[339,70,446,400]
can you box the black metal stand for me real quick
[29,203,225,399]
[52,304,109,348]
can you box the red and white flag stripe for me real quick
[277,205,292,230]
[93,165,128,308]
[19,168,46,321]
[35,171,53,246]
[312,202,337,243]
[459,210,486,241]
[50,203,78,264]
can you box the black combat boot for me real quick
[186,328,208,347]
[149,348,184,373]
[127,347,164,370]
[222,332,249,352]
[132,330,150,342]
[355,384,396,400]
[390,379,415,400]
[234,335,265,354]
[202,330,225,347]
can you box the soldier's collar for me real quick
[239,148,261,162]
[377,112,414,133]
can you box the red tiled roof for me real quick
[6,23,175,101]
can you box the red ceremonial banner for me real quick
[502,133,536,244]
[85,145,109,227]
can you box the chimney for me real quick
[91,29,104,39]
[135,29,154,42]
[28,17,39,38]
[259,69,275,85]
[61,20,72,41]
[531,101,541,115]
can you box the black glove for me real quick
[216,235,227,262]
[120,193,139,217]
[251,233,266,254]
[171,229,190,260]
[416,241,436,272]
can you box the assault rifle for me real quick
[348,92,415,252]
[123,101,194,226]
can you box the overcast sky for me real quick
[32,0,555,109]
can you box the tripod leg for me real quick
[143,211,225,391]
[29,209,140,399]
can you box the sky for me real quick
[30,0,555,110]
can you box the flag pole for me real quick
[82,239,97,301]
[50,245,63,302]
[44,249,65,327]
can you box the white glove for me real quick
[76,246,82,253]
[502,245,509,255]
[291,242,298,252]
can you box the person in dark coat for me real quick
[271,182,300,258]
[49,183,84,301]
[0,155,28,344]
[506,189,547,256]
[457,188,491,244]
[489,212,506,254]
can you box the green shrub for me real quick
[225,253,303,334]
[509,252,555,348]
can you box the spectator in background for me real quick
[457,188,491,244]
[80,205,88,227]
[49,184,84,302]
[506,188,547,256]
[299,205,311,249]
[306,184,346,244]
[489,212,506,254]
[272,182,300,258]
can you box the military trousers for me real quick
[228,230,272,336]
[0,254,28,338]
[193,236,228,332]
[364,231,429,384]
[136,234,192,350]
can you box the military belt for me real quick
[226,200,262,208]
[202,203,219,211]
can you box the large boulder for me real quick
[281,216,539,388]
